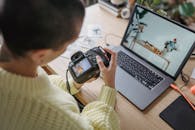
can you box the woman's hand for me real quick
[96,48,117,88]
[73,77,97,89]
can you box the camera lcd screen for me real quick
[72,58,92,77]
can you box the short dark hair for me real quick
[0,0,85,57]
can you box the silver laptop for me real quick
[113,4,195,110]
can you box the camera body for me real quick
[68,46,111,84]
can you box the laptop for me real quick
[113,4,195,110]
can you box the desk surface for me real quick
[46,4,195,130]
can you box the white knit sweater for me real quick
[0,67,120,130]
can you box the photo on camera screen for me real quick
[123,6,195,77]
[72,58,92,77]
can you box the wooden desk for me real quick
[46,4,195,130]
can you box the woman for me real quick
[0,0,120,130]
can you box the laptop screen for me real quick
[122,5,195,78]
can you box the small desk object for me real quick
[45,4,195,130]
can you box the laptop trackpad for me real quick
[115,66,157,110]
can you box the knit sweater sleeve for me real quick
[49,75,120,130]
[41,85,120,130]
[81,86,120,130]
[0,68,121,130]
[49,75,79,95]
[24,96,120,130]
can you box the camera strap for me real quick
[66,69,71,94]
[66,69,84,112]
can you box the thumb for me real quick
[96,56,105,72]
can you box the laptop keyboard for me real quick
[118,51,163,89]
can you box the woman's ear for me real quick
[30,49,51,65]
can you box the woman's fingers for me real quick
[103,48,117,68]
[96,56,106,72]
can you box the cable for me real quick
[66,69,85,112]
[178,71,190,89]
[170,84,195,111]
[180,71,190,86]
[104,33,123,46]
[170,72,194,111]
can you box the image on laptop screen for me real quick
[123,6,195,77]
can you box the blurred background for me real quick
[83,0,195,30]
[83,0,98,6]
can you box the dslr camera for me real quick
[68,46,111,84]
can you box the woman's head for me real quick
[0,0,85,64]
